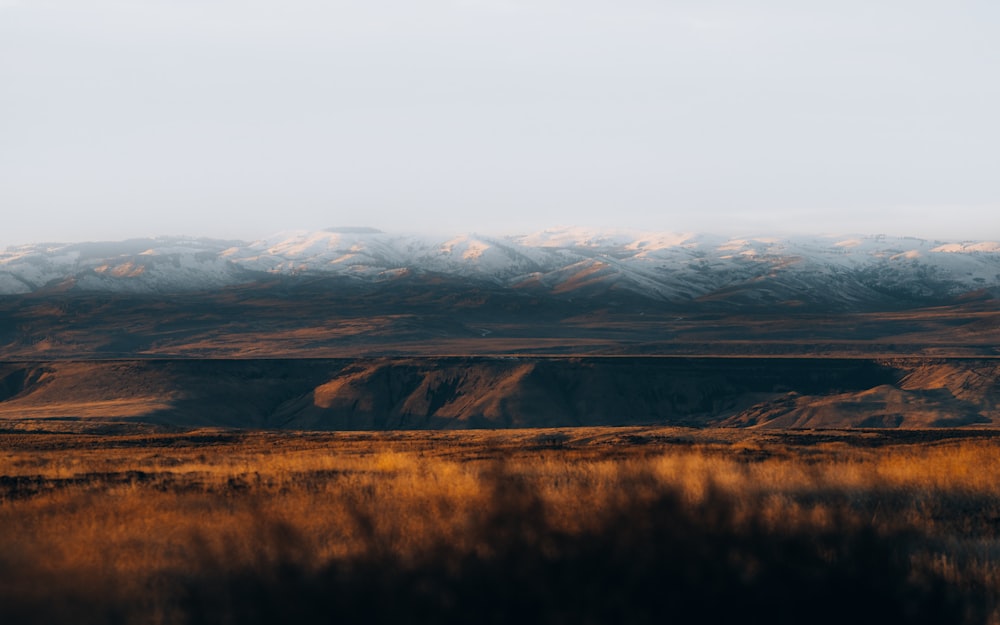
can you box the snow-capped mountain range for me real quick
[2,227,999,307]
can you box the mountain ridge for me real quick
[2,228,999,310]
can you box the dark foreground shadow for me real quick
[0,474,989,625]
[180,480,983,625]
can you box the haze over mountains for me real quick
[2,227,999,309]
[1,227,997,431]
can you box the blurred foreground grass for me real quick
[1,425,999,624]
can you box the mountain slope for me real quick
[2,229,998,310]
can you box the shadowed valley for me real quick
[0,356,997,431]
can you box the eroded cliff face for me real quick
[0,357,994,430]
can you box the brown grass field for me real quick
[3,425,1000,624]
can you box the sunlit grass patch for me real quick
[1,427,999,624]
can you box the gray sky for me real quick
[2,0,999,245]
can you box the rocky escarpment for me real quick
[0,357,994,430]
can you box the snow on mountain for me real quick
[1,230,998,306]
[932,242,1000,254]
[0,238,252,294]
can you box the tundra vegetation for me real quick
[1,425,999,624]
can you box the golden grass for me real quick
[1,426,999,623]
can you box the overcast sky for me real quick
[2,0,998,245]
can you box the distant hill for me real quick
[2,228,998,310]
[0,229,997,361]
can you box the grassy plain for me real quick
[2,425,1000,624]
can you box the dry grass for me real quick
[1,426,999,624]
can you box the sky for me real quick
[1,0,999,246]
